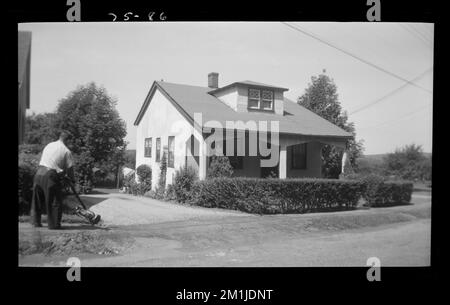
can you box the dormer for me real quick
[207,73,288,115]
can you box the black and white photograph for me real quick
[18,20,433,270]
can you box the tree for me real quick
[298,72,364,178]
[383,144,431,180]
[24,112,58,148]
[53,82,127,192]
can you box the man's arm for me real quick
[65,151,75,182]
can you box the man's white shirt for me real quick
[39,139,74,173]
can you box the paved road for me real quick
[19,191,431,267]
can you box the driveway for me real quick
[86,192,251,226]
[18,191,431,267]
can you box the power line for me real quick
[406,24,433,45]
[358,104,432,131]
[349,67,433,115]
[399,24,431,47]
[281,22,432,94]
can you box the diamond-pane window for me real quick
[249,89,260,99]
[262,90,273,101]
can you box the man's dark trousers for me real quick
[30,166,63,229]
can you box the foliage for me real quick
[158,153,168,190]
[24,112,58,148]
[297,73,364,178]
[172,165,198,203]
[52,82,127,192]
[18,146,41,215]
[207,156,234,178]
[343,173,413,206]
[383,144,431,181]
[136,164,152,194]
[190,178,365,214]
[363,181,413,207]
[124,149,136,169]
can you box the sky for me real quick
[18,22,433,155]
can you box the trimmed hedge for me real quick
[190,178,365,214]
[363,180,413,207]
[344,173,413,206]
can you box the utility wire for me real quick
[358,103,432,131]
[399,24,431,47]
[349,67,433,115]
[406,24,432,45]
[281,22,432,94]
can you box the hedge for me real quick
[189,178,365,214]
[363,180,413,207]
[343,173,413,207]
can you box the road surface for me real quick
[18,191,431,267]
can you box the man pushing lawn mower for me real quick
[30,131,101,229]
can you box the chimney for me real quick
[208,72,219,89]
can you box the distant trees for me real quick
[298,72,364,178]
[383,144,431,181]
[24,112,58,149]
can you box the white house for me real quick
[134,73,352,189]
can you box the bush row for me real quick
[188,178,366,214]
[344,173,413,207]
[363,180,413,207]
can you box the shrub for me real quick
[172,165,198,203]
[343,173,413,206]
[190,178,365,214]
[158,153,167,189]
[136,164,152,194]
[207,156,233,178]
[18,148,40,215]
[363,181,413,207]
[136,164,152,184]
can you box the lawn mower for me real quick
[62,176,102,225]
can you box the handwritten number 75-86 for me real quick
[108,12,166,21]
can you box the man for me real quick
[30,131,74,229]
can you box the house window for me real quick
[248,88,274,111]
[144,138,152,158]
[156,138,161,162]
[168,136,175,168]
[291,143,307,169]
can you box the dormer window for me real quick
[248,88,274,111]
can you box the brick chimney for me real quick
[208,72,219,89]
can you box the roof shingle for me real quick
[135,81,352,139]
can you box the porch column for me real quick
[199,137,207,180]
[279,144,287,179]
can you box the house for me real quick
[134,73,352,189]
[18,31,32,144]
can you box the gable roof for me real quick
[134,81,352,139]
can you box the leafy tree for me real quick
[207,156,234,178]
[298,72,364,178]
[53,82,127,192]
[383,144,431,180]
[24,112,58,148]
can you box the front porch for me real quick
[185,131,349,179]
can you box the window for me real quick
[291,143,307,169]
[248,88,274,111]
[168,136,175,168]
[144,138,152,158]
[156,138,161,162]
